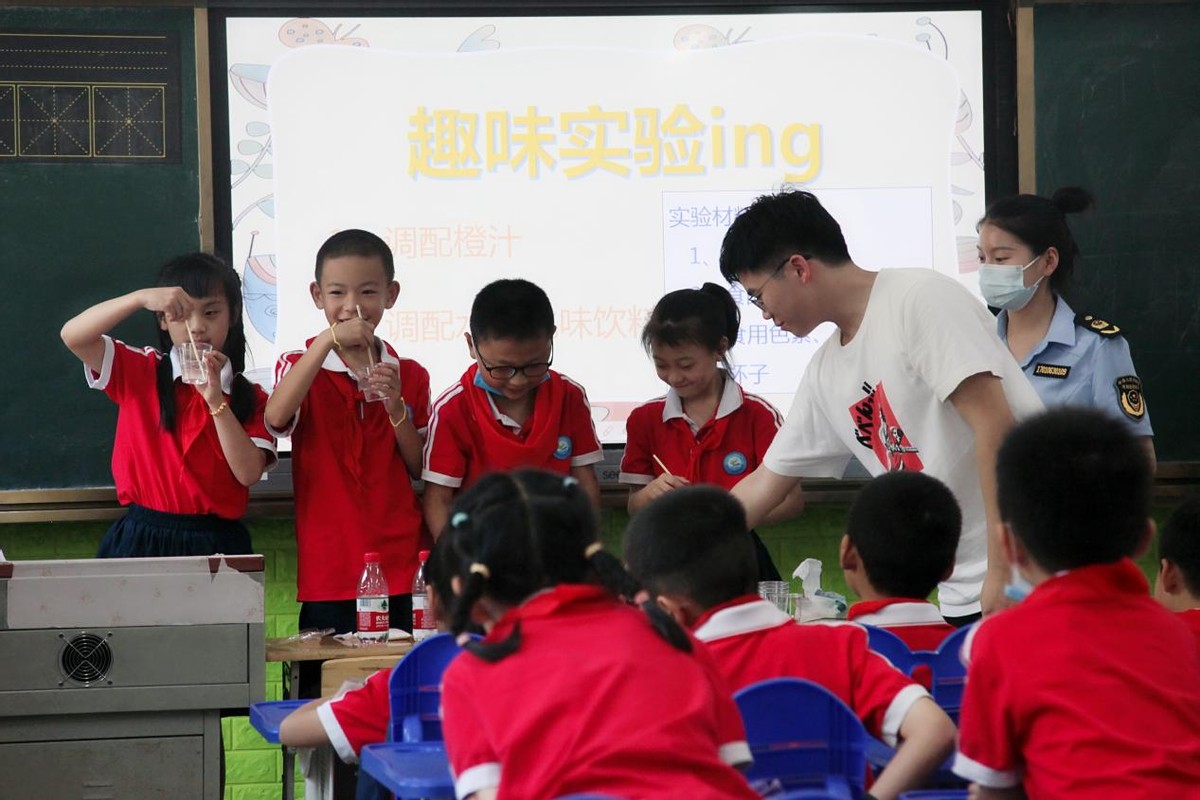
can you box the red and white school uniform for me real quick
[847,598,955,653]
[422,365,602,489]
[1180,609,1200,652]
[317,667,390,763]
[441,584,757,800]
[272,338,430,602]
[86,335,276,519]
[693,595,928,746]
[620,375,782,488]
[953,559,1200,798]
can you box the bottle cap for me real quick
[418,549,430,561]
[364,551,381,562]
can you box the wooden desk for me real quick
[266,635,413,699]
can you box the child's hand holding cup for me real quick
[355,362,401,404]
[175,342,212,385]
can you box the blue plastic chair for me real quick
[387,632,471,743]
[863,624,972,722]
[247,698,308,744]
[360,742,454,800]
[734,677,866,800]
[863,625,920,674]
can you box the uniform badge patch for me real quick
[1115,376,1145,420]
[1076,313,1121,336]
[722,451,748,476]
[1033,363,1071,379]
[554,435,573,460]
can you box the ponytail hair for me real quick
[641,283,739,371]
[978,187,1094,296]
[445,470,691,663]
[154,253,255,432]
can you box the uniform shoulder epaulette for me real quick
[1075,313,1123,337]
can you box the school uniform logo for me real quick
[1115,375,1145,420]
[849,381,924,472]
[722,451,748,475]
[554,435,573,460]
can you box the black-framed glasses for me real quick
[477,343,554,380]
[745,255,799,310]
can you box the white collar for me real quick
[320,338,400,374]
[694,598,793,642]
[852,601,945,628]
[661,373,744,429]
[170,347,234,393]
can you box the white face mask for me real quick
[978,254,1044,311]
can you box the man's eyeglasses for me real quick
[744,255,796,310]
[477,343,554,380]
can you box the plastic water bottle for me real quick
[411,549,436,642]
[356,552,389,643]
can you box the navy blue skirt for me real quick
[97,504,252,558]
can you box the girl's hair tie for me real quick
[562,476,579,488]
[583,542,603,559]
[451,511,469,528]
[469,562,491,580]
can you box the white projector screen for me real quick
[218,8,995,444]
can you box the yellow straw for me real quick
[186,324,201,363]
[652,454,673,477]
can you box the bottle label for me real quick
[356,596,389,637]
[412,593,435,640]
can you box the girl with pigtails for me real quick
[439,469,759,800]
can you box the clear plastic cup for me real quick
[757,580,790,614]
[354,365,386,402]
[174,342,212,385]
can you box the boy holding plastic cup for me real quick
[266,229,431,694]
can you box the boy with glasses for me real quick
[719,190,1043,621]
[421,278,603,536]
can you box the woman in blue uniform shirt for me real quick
[977,187,1155,469]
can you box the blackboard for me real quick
[0,7,200,490]
[1034,3,1200,463]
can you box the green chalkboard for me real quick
[0,7,200,490]
[1034,3,1200,462]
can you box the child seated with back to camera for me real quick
[439,470,758,800]
[624,485,956,800]
[1154,496,1200,649]
[842,471,961,651]
[952,409,1200,799]
[421,279,603,537]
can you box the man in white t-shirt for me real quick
[720,191,1043,619]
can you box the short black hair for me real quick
[314,229,395,282]
[846,472,961,600]
[623,485,758,610]
[1160,497,1200,597]
[469,278,555,342]
[997,409,1152,572]
[719,190,852,283]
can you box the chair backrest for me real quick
[911,625,971,722]
[734,677,867,797]
[863,624,972,723]
[387,633,469,742]
[863,625,919,674]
